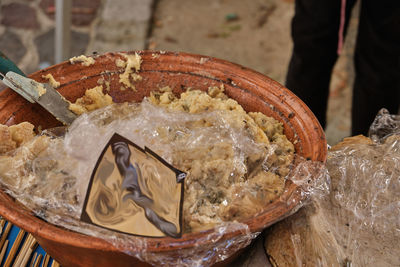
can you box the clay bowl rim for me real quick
[0,50,326,253]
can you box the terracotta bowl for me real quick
[0,51,326,267]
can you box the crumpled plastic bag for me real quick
[0,100,326,266]
[265,108,400,267]
[369,108,400,142]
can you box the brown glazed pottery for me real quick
[0,51,326,267]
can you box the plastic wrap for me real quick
[265,108,400,267]
[0,96,325,266]
[0,84,330,266]
[369,108,400,142]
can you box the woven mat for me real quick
[0,218,61,267]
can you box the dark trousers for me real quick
[286,0,400,136]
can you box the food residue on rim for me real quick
[97,78,111,92]
[42,74,60,88]
[199,57,209,64]
[68,86,113,115]
[69,55,95,66]
[116,53,142,91]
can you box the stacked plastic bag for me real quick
[265,109,400,267]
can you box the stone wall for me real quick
[0,0,153,73]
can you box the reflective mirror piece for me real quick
[81,133,186,238]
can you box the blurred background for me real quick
[0,0,360,145]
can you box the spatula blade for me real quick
[5,72,77,125]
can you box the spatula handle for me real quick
[0,51,25,79]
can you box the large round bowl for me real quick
[0,51,326,266]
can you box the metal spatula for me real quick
[0,52,77,125]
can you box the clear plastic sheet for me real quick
[0,98,320,266]
[369,108,400,142]
[265,108,400,267]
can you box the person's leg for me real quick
[352,1,400,135]
[286,0,356,128]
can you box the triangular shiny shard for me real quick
[81,133,185,238]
